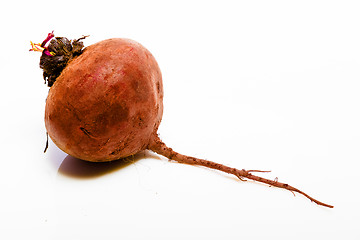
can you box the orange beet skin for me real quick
[45,38,163,162]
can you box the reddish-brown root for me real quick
[148,134,333,208]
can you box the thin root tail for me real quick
[148,134,334,208]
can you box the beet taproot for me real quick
[44,38,163,161]
[31,32,333,208]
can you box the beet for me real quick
[31,32,333,208]
[44,38,163,162]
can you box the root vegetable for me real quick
[31,32,333,208]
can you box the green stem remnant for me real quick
[149,134,333,208]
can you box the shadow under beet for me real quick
[57,150,160,179]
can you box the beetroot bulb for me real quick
[30,32,333,208]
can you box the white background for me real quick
[1,0,359,239]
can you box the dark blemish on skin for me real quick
[132,111,150,129]
[130,79,149,102]
[137,116,143,127]
[93,103,130,137]
[97,103,129,125]
[156,81,161,95]
[110,140,127,155]
[131,79,140,92]
[111,104,130,122]
[110,149,121,155]
[80,127,94,138]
